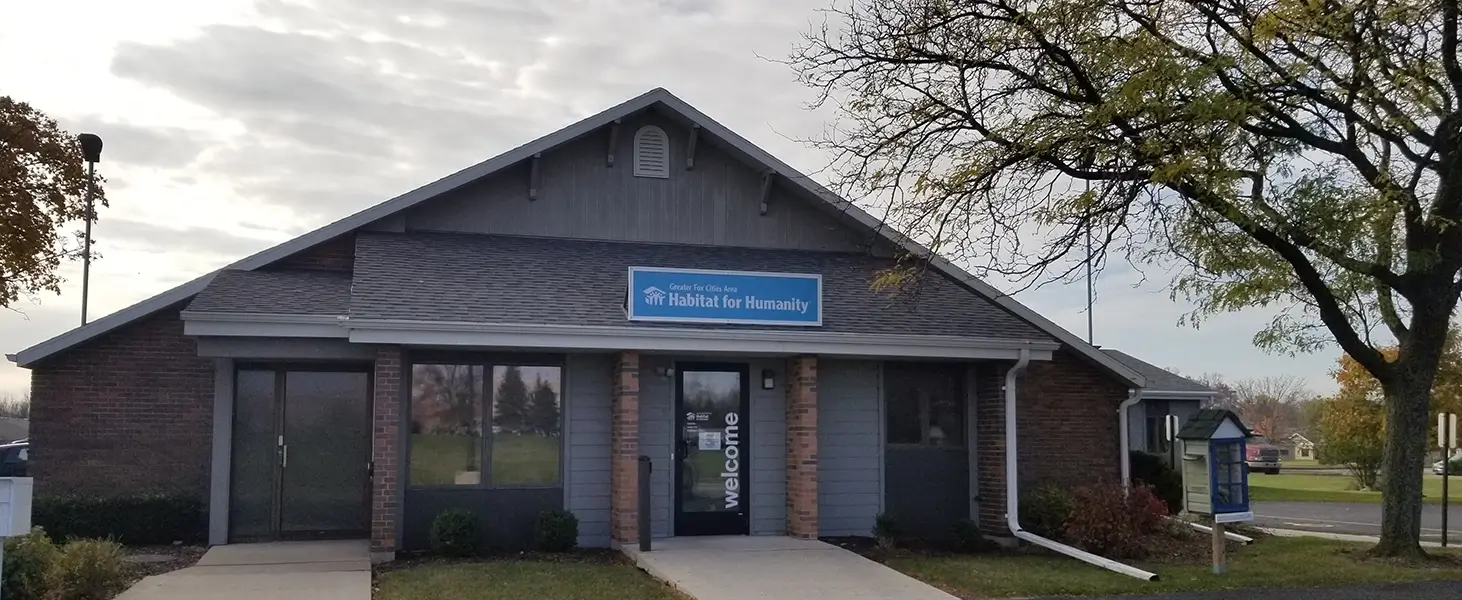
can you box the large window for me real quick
[409,361,562,487]
[885,363,965,447]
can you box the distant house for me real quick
[0,418,28,444]
[1102,350,1218,456]
[1288,432,1316,460]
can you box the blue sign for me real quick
[627,267,822,326]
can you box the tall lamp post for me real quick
[77,133,102,325]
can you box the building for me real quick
[1288,433,1316,460]
[1101,350,1216,456]
[7,89,1154,560]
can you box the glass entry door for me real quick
[230,367,371,541]
[674,363,750,536]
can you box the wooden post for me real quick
[1211,521,1226,575]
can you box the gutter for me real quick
[1119,388,1252,545]
[1006,348,1159,581]
[3,354,15,364]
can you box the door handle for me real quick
[281,444,289,468]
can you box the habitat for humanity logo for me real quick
[643,286,667,305]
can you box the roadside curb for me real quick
[1258,527,1444,547]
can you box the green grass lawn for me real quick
[1282,459,1321,467]
[410,434,560,486]
[1249,472,1462,503]
[375,558,680,600]
[889,537,1462,599]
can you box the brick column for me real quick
[371,346,403,558]
[974,362,1008,536]
[610,351,641,544]
[785,355,819,539]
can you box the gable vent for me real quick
[633,125,671,179]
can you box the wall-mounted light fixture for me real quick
[655,366,675,378]
[762,369,776,390]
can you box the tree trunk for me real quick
[1373,369,1431,557]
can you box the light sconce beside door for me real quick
[762,369,776,390]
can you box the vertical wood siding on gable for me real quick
[403,112,870,252]
[817,359,883,537]
[566,353,614,548]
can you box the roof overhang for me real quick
[180,311,347,339]
[1140,390,1217,401]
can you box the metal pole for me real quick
[81,160,95,325]
[1444,415,1451,547]
[1085,176,1094,345]
[638,455,651,552]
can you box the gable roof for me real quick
[1176,409,1254,440]
[8,88,1144,386]
[1101,349,1213,395]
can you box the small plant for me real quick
[1062,483,1169,559]
[950,519,993,554]
[1128,451,1183,513]
[1019,487,1074,538]
[46,539,126,600]
[430,508,481,557]
[3,528,59,600]
[536,509,579,552]
[872,513,899,550]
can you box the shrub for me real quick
[1019,487,1074,538]
[536,509,579,552]
[46,539,126,600]
[1062,483,1169,559]
[430,509,481,557]
[3,528,59,600]
[34,495,204,545]
[872,513,899,550]
[950,519,993,553]
[1129,451,1183,513]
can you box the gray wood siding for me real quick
[566,353,613,547]
[403,111,870,252]
[818,360,883,537]
[749,359,787,536]
[639,356,674,538]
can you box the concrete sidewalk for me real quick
[1038,580,1462,599]
[623,536,957,600]
[117,540,370,600]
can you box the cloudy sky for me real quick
[0,0,1343,399]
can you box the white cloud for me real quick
[0,0,1341,398]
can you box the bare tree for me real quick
[0,392,30,420]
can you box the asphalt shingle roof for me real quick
[187,269,352,316]
[350,232,1051,339]
[1101,349,1213,393]
[1176,408,1254,440]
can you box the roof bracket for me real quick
[759,171,775,215]
[607,119,621,167]
[686,123,700,170]
[529,153,542,201]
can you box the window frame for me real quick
[1209,438,1249,513]
[405,352,566,490]
[884,362,968,449]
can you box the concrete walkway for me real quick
[1038,580,1462,599]
[117,540,370,600]
[622,536,957,600]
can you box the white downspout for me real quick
[1121,389,1253,545]
[1005,348,1159,581]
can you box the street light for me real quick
[77,133,102,325]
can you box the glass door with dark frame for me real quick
[674,363,750,536]
[229,367,371,542]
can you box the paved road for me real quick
[1036,580,1462,599]
[1252,501,1462,543]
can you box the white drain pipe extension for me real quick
[1120,389,1252,544]
[1005,348,1158,581]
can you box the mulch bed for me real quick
[825,521,1254,566]
[376,548,629,575]
[121,544,206,584]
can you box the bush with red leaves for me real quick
[1061,483,1170,559]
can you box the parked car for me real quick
[1433,455,1462,476]
[1246,446,1282,474]
[0,439,28,477]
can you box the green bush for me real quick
[1129,451,1183,513]
[35,494,204,545]
[1062,483,1169,559]
[430,509,481,557]
[872,513,899,549]
[1020,487,1074,538]
[536,509,579,552]
[950,519,994,554]
[46,539,126,600]
[3,528,59,600]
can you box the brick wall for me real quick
[28,308,213,500]
[371,346,402,554]
[262,234,355,272]
[609,351,640,544]
[976,350,1127,535]
[785,355,818,539]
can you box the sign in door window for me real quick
[680,371,743,513]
